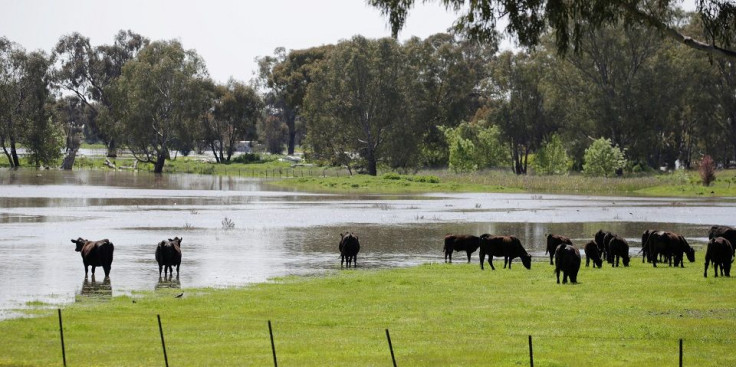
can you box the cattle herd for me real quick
[441,225,736,284]
[71,224,735,285]
[71,236,182,279]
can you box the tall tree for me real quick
[205,79,263,162]
[53,30,148,157]
[257,45,333,155]
[368,0,736,59]
[304,36,410,175]
[111,40,210,173]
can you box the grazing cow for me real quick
[156,237,182,277]
[339,233,360,267]
[545,234,572,265]
[443,234,481,263]
[594,230,612,260]
[555,244,581,284]
[644,231,695,268]
[704,237,733,278]
[708,225,736,255]
[607,235,631,267]
[583,240,603,268]
[479,234,532,270]
[71,238,114,278]
[641,229,657,263]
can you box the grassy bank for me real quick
[1,260,734,366]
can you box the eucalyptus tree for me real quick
[487,50,556,174]
[205,79,263,162]
[0,39,61,167]
[53,30,148,157]
[257,45,333,155]
[368,0,736,60]
[111,40,210,173]
[402,33,495,167]
[303,36,410,175]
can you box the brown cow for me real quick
[545,234,572,265]
[479,234,532,270]
[708,225,736,255]
[704,237,733,278]
[156,237,182,277]
[443,234,480,263]
[606,235,631,267]
[71,238,114,278]
[644,231,695,268]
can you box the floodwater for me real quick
[0,169,734,319]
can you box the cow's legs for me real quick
[103,265,111,278]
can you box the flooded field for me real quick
[0,169,733,319]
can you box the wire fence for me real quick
[40,308,736,366]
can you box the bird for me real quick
[175,293,183,298]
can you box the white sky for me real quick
[1,0,696,85]
[0,0,460,84]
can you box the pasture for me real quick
[1,258,734,366]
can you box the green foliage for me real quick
[532,134,569,175]
[583,137,627,177]
[441,122,509,173]
[231,153,262,164]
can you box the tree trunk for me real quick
[209,142,220,163]
[60,150,77,170]
[286,109,296,155]
[9,137,20,167]
[1,141,13,168]
[366,148,377,176]
[107,139,118,158]
[153,151,167,173]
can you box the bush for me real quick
[533,134,569,175]
[699,155,716,186]
[382,173,401,180]
[231,153,261,164]
[583,138,627,177]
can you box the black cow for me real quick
[555,244,581,284]
[156,237,182,277]
[644,231,695,268]
[594,230,612,260]
[708,225,736,255]
[71,238,114,278]
[545,234,572,265]
[479,234,532,270]
[443,234,481,263]
[339,233,360,267]
[607,235,631,267]
[704,237,733,278]
[641,229,657,263]
[583,240,603,268]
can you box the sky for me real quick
[1,0,697,85]
[0,0,461,84]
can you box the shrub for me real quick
[232,153,261,164]
[533,134,569,175]
[382,173,401,180]
[699,155,716,186]
[583,138,627,177]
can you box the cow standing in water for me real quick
[72,238,114,278]
[339,233,360,267]
[156,237,183,277]
[443,234,481,263]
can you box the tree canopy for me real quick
[368,0,736,59]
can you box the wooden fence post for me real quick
[58,309,66,367]
[679,338,683,367]
[268,320,278,367]
[386,329,397,367]
[528,335,533,367]
[157,314,169,367]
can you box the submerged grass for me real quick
[1,260,734,366]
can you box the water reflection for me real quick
[156,275,181,290]
[78,275,112,299]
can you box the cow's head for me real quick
[521,254,532,270]
[71,238,86,252]
[171,237,183,247]
[685,246,696,263]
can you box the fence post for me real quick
[528,335,533,367]
[157,314,169,367]
[679,338,683,367]
[386,329,397,367]
[58,309,67,367]
[268,320,278,367]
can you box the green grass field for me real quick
[1,258,734,366]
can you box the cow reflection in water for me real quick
[156,275,181,290]
[79,274,112,299]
